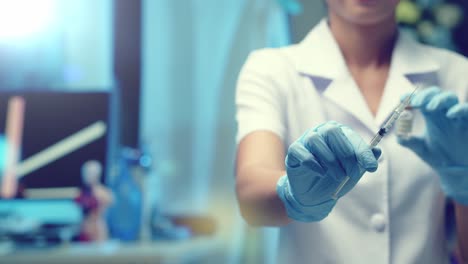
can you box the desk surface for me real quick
[0,237,224,264]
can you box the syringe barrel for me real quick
[369,133,384,148]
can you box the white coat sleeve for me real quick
[235,49,287,144]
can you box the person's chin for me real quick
[354,0,382,7]
[352,16,388,26]
[351,0,389,14]
[347,8,395,26]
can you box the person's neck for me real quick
[328,13,397,68]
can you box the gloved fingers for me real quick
[286,142,310,167]
[340,126,379,173]
[323,125,355,160]
[286,142,325,195]
[314,121,355,159]
[286,141,324,172]
[397,136,430,159]
[371,147,382,160]
[303,130,336,164]
[322,125,362,182]
[347,147,382,186]
[313,122,353,180]
[301,128,344,177]
[356,147,379,172]
[447,103,468,120]
[403,86,440,109]
[337,147,381,196]
[311,120,340,136]
[425,91,459,113]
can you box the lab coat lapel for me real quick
[322,75,377,132]
[292,20,440,132]
[375,32,440,125]
[292,19,377,132]
[375,72,414,126]
[292,19,345,79]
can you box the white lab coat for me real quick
[236,19,468,264]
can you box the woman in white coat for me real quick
[235,0,468,263]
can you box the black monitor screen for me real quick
[0,91,110,199]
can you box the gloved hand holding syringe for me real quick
[331,86,421,200]
[277,85,420,222]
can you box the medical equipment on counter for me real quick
[331,86,421,200]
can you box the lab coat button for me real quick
[371,214,386,232]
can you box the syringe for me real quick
[330,87,420,200]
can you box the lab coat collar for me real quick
[294,19,439,83]
[294,19,347,80]
[292,19,440,132]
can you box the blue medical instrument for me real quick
[331,87,420,200]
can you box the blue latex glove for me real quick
[398,86,468,205]
[277,121,381,222]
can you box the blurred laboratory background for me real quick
[0,0,466,263]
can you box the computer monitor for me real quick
[0,90,111,200]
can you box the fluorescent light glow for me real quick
[0,0,56,40]
[17,121,107,178]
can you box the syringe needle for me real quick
[331,85,421,200]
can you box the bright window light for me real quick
[0,0,56,40]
